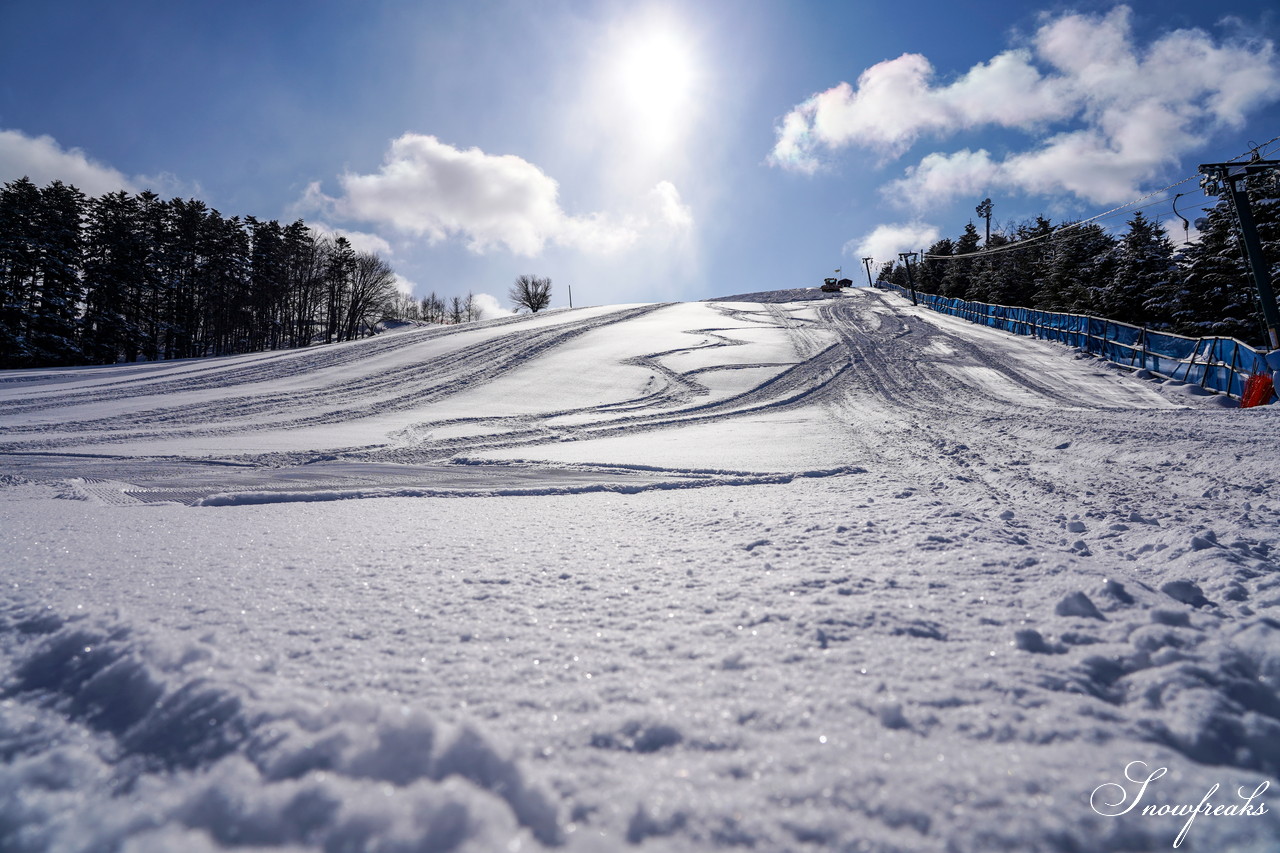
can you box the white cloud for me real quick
[768,48,1068,169]
[306,219,395,257]
[772,6,1280,206]
[845,222,940,267]
[0,129,135,196]
[471,292,513,320]
[648,180,694,230]
[319,134,691,257]
[885,149,1000,209]
[391,273,415,296]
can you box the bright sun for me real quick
[609,23,700,154]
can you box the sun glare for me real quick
[609,22,700,153]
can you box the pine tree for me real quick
[247,216,288,350]
[133,191,170,361]
[967,229,1011,304]
[0,177,43,366]
[1174,198,1262,341]
[200,212,251,356]
[918,238,953,295]
[323,236,356,343]
[941,222,981,299]
[1034,223,1117,313]
[28,181,86,365]
[164,197,211,359]
[984,217,1054,307]
[282,221,324,348]
[1095,211,1178,328]
[0,180,402,366]
[82,191,146,364]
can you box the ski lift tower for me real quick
[898,252,919,306]
[1198,157,1280,350]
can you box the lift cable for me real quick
[918,133,1280,262]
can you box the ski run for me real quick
[2,287,1278,852]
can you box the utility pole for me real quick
[976,197,993,247]
[1199,158,1280,350]
[862,257,874,287]
[898,252,919,306]
[568,283,573,309]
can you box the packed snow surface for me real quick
[2,289,1278,852]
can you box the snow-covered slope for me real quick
[2,289,1277,852]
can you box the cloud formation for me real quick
[0,129,135,196]
[771,6,1279,205]
[471,292,514,320]
[317,134,692,257]
[845,221,940,267]
[304,221,395,257]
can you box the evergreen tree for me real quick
[134,191,170,361]
[0,180,431,365]
[967,229,1011,304]
[1097,211,1177,328]
[164,197,211,359]
[0,177,43,365]
[985,217,1053,307]
[941,222,981,299]
[323,236,355,343]
[283,221,325,348]
[199,211,251,356]
[28,181,86,365]
[918,238,953,295]
[874,261,894,285]
[247,216,288,350]
[1174,199,1260,341]
[1033,223,1116,314]
[82,191,146,363]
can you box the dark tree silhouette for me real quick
[0,177,403,367]
[509,274,552,313]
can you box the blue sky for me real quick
[2,0,1278,308]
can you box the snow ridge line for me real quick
[613,326,761,409]
[0,305,671,451]
[0,600,564,850]
[448,457,837,478]
[192,466,867,507]
[0,310,538,414]
[355,349,851,464]
[333,319,848,464]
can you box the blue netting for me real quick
[877,283,1274,402]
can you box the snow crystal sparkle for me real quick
[1090,760,1270,848]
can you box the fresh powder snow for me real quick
[1,288,1277,852]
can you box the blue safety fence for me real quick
[875,281,1276,403]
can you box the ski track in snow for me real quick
[2,289,1279,852]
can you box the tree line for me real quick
[383,273,554,324]
[880,187,1280,347]
[0,177,406,368]
[385,290,486,325]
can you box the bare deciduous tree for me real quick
[509,274,552,313]
[343,251,399,340]
[421,292,444,324]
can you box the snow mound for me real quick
[0,601,561,852]
[705,287,844,303]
